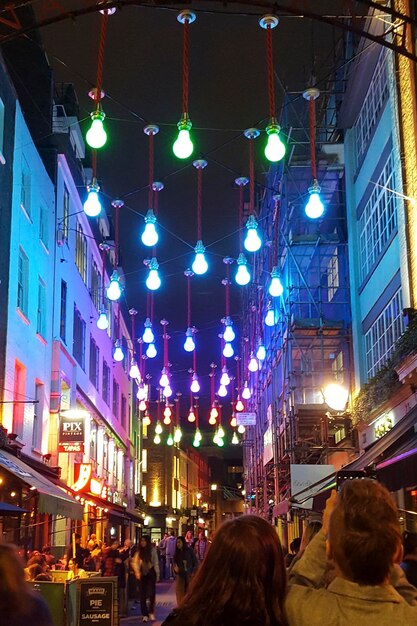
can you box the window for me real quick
[36,278,46,339]
[103,361,110,405]
[91,259,101,312]
[60,280,67,342]
[121,395,127,430]
[327,250,339,302]
[32,382,44,449]
[17,247,29,318]
[112,380,120,419]
[73,306,86,369]
[75,223,88,284]
[332,351,344,384]
[39,204,48,248]
[365,290,405,379]
[63,185,69,241]
[90,424,97,462]
[354,50,388,169]
[359,152,398,283]
[89,336,100,389]
[0,97,5,162]
[13,361,26,437]
[20,158,31,216]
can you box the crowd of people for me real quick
[2,479,417,625]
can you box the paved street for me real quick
[121,581,176,625]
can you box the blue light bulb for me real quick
[244,215,262,253]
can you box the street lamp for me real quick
[323,383,349,412]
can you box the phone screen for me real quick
[336,470,367,491]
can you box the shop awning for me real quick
[376,435,417,492]
[0,450,83,519]
[0,501,28,515]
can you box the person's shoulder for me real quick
[27,592,55,626]
[161,610,186,626]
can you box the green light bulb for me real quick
[86,111,107,149]
[173,118,193,159]
[264,124,285,162]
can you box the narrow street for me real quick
[121,581,176,625]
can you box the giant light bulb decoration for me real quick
[86,110,107,149]
[113,340,124,362]
[223,342,234,358]
[265,307,276,327]
[146,258,161,291]
[141,209,159,247]
[256,343,266,362]
[96,308,109,330]
[192,240,208,275]
[264,124,286,162]
[184,328,195,352]
[190,373,200,394]
[269,266,284,297]
[218,384,227,398]
[244,215,262,253]
[305,181,325,219]
[248,353,259,372]
[173,11,196,158]
[223,317,235,342]
[107,271,122,302]
[146,342,157,359]
[142,318,154,344]
[163,385,173,398]
[129,359,140,380]
[235,253,251,286]
[242,382,251,400]
[220,367,230,387]
[173,119,194,159]
[159,368,169,388]
[83,180,102,217]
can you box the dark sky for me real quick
[38,2,338,424]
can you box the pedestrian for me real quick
[158,533,168,580]
[287,481,417,625]
[284,537,301,568]
[165,531,176,580]
[401,531,417,588]
[132,535,159,623]
[194,531,209,565]
[172,536,197,606]
[185,530,194,547]
[162,515,287,626]
[66,533,88,569]
[0,543,54,626]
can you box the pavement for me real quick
[121,580,176,625]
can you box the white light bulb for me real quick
[141,222,158,247]
[265,309,276,327]
[113,343,124,362]
[107,273,122,302]
[173,128,194,159]
[83,189,102,217]
[137,384,146,400]
[163,385,173,398]
[235,264,251,285]
[256,344,266,361]
[217,437,224,447]
[174,427,182,443]
[146,342,157,359]
[192,241,209,275]
[220,369,230,386]
[195,428,202,442]
[218,384,227,398]
[159,371,169,388]
[223,342,234,358]
[237,424,246,434]
[248,355,259,372]
[223,323,235,343]
[193,437,200,448]
[142,321,154,344]
[184,328,195,352]
[264,128,286,162]
[146,269,161,291]
[242,383,251,400]
[305,190,325,219]
[96,311,109,330]
[244,216,262,253]
[213,432,219,445]
[129,360,140,379]
[218,425,225,438]
[167,434,174,446]
[155,422,163,435]
[269,268,284,297]
[190,375,200,394]
[154,434,161,444]
[232,432,239,445]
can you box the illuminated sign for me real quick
[59,414,85,453]
[72,463,92,492]
[374,413,393,439]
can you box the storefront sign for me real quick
[58,414,85,453]
[263,425,274,465]
[79,580,115,626]
[374,412,394,439]
[290,464,335,510]
[236,412,256,425]
[72,463,92,492]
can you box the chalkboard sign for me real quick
[78,580,115,626]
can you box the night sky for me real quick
[37,2,339,425]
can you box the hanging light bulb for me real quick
[141,209,159,247]
[223,342,234,358]
[159,368,169,388]
[235,398,244,412]
[193,433,201,447]
[191,240,208,275]
[248,353,259,372]
[269,266,284,297]
[143,412,151,427]
[163,414,172,426]
[195,428,202,442]
[129,359,140,380]
[107,270,122,302]
[174,425,182,443]
[146,257,161,291]
[154,433,161,444]
[218,384,227,398]
[213,431,219,445]
[232,431,239,445]
[223,317,235,342]
[264,123,286,162]
[137,384,146,401]
[265,307,276,327]
[163,385,173,398]
[238,424,246,434]
[220,367,230,386]
[242,382,251,400]
[184,327,195,352]
[209,414,217,426]
[142,318,154,344]
[173,118,194,159]
[230,415,237,428]
[83,180,102,217]
[188,407,196,423]
[210,404,219,420]
[305,181,324,219]
[256,343,266,362]
[113,340,124,362]
[190,373,200,394]
[218,425,225,439]
[217,436,224,447]
[235,252,251,286]
[146,342,157,359]
[139,399,147,412]
[244,215,262,253]
[167,433,174,446]
[155,421,163,435]
[163,405,172,420]
[96,308,109,330]
[86,110,107,149]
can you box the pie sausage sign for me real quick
[79,581,115,626]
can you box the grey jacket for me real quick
[287,531,417,626]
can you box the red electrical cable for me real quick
[139,340,143,377]
[148,132,154,210]
[114,203,119,268]
[225,265,230,318]
[117,305,121,341]
[266,24,276,120]
[309,96,317,180]
[95,11,108,108]
[175,396,180,427]
[101,246,106,307]
[249,138,255,216]
[193,346,197,373]
[163,323,168,368]
[238,183,244,252]
[131,315,136,358]
[146,292,150,319]
[236,358,241,394]
[210,367,215,405]
[92,150,97,179]
[273,196,280,267]
[182,17,189,117]
[195,402,199,430]
[187,273,191,327]
[197,165,202,241]
[150,293,154,324]
[153,184,159,217]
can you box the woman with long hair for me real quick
[162,515,287,626]
[172,535,197,605]
[0,543,54,626]
[132,535,159,623]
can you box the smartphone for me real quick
[336,470,367,491]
